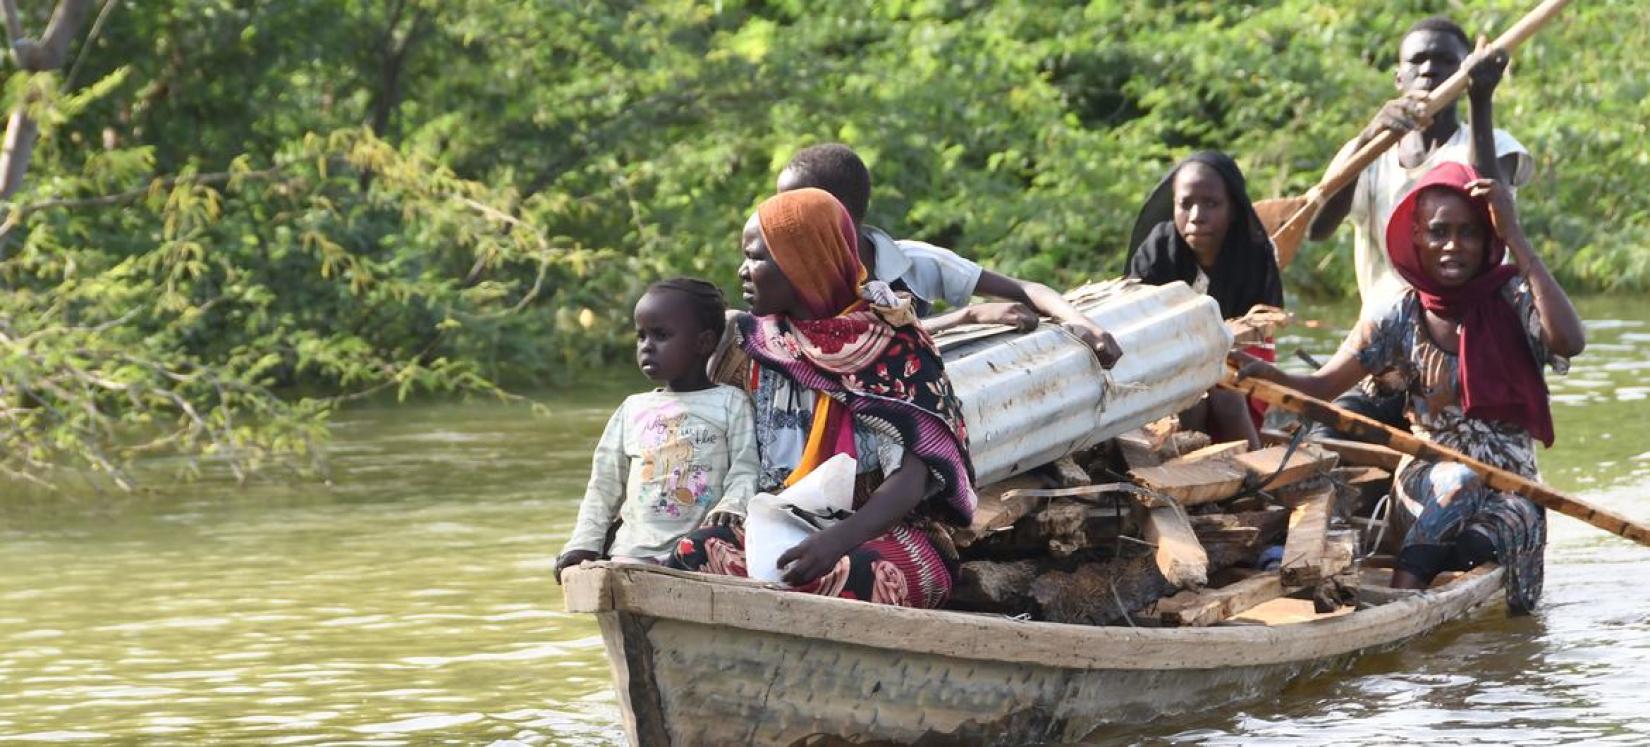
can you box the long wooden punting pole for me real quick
[1220,368,1650,548]
[1264,0,1577,265]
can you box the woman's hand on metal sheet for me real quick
[777,531,849,587]
[554,549,600,584]
[965,302,1039,332]
[1062,320,1123,369]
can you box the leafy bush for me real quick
[3,0,1645,487]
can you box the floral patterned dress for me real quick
[1341,278,1568,612]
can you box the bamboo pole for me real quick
[1220,367,1650,548]
[1264,0,1578,264]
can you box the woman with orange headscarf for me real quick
[668,188,976,608]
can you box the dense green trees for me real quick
[2,0,1645,487]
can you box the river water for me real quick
[2,296,1648,745]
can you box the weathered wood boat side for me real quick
[563,562,1503,746]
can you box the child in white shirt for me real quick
[554,278,759,582]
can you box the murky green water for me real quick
[2,297,1648,745]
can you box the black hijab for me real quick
[1124,151,1283,319]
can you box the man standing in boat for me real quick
[1306,16,1533,432]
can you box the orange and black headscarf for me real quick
[737,189,977,524]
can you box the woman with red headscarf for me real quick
[667,188,976,609]
[1236,162,1584,613]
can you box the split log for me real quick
[1314,436,1404,471]
[1158,430,1212,461]
[1192,506,1289,570]
[1144,505,1208,590]
[1280,486,1333,586]
[1116,419,1210,469]
[1047,456,1091,488]
[949,559,1041,614]
[963,494,1137,560]
[1234,443,1339,491]
[1031,554,1173,627]
[951,474,1045,548]
[1116,429,1161,469]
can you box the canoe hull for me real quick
[566,564,1503,746]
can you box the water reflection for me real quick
[1,300,1648,744]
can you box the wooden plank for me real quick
[1174,440,1250,463]
[952,474,1046,548]
[1191,506,1290,571]
[1116,429,1161,469]
[1047,456,1091,488]
[1279,487,1333,586]
[1227,597,1355,626]
[1156,572,1287,627]
[1314,436,1403,471]
[1129,458,1247,506]
[1143,505,1209,590]
[1258,428,1294,447]
[562,564,614,612]
[1225,305,1291,347]
[1157,430,1212,460]
[1334,465,1392,487]
[1233,444,1338,491]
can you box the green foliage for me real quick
[2,0,1646,488]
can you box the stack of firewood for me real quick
[947,417,1403,628]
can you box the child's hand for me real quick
[555,550,600,584]
[701,511,744,529]
[777,532,849,587]
[1063,320,1123,368]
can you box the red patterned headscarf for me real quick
[1384,162,1553,446]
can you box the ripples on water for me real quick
[1,299,1648,745]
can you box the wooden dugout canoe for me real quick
[562,561,1503,746]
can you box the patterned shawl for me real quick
[740,189,976,525]
[1384,162,1553,446]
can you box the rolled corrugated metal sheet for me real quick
[937,279,1231,486]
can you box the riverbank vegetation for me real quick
[2,0,1645,487]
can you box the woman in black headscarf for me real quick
[1126,151,1284,448]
